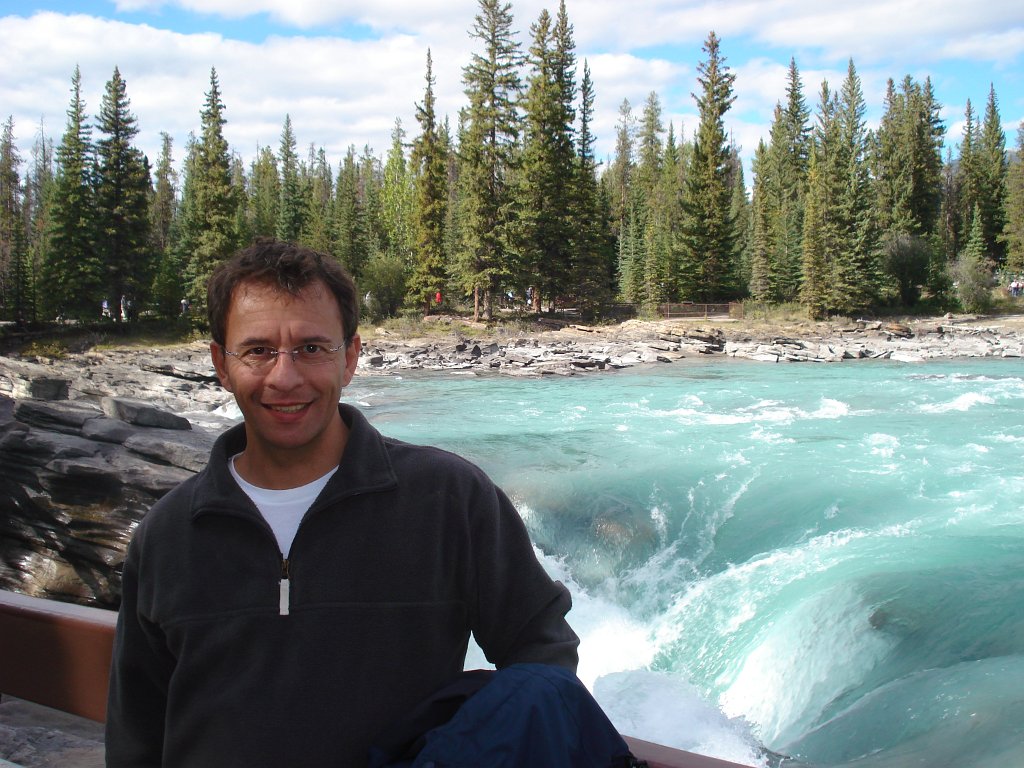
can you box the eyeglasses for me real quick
[222,343,345,372]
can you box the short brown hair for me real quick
[207,239,359,347]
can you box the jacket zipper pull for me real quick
[279,558,290,616]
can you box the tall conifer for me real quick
[1001,123,1024,274]
[458,0,522,320]
[276,115,304,243]
[94,67,152,315]
[408,50,449,312]
[44,66,100,319]
[678,31,738,302]
[180,68,238,308]
[0,117,27,321]
[518,3,577,310]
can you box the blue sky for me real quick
[2,0,1022,180]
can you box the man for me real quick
[106,240,579,767]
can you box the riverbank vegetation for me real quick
[1,0,1023,331]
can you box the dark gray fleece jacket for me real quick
[106,404,578,767]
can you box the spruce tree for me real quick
[760,61,811,302]
[605,98,635,244]
[180,68,238,309]
[276,115,304,243]
[748,140,772,302]
[248,146,280,239]
[94,66,152,317]
[977,84,1007,263]
[380,119,415,263]
[0,117,27,321]
[1001,122,1024,274]
[44,66,101,320]
[955,100,981,257]
[518,3,577,311]
[408,50,449,313]
[458,0,523,320]
[301,145,334,255]
[149,132,182,318]
[570,61,613,315]
[333,146,371,279]
[954,203,993,312]
[678,31,738,302]
[800,149,830,319]
[24,121,55,322]
[800,80,842,318]
[830,59,879,315]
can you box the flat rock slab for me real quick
[0,697,103,768]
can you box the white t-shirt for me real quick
[229,455,338,557]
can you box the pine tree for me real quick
[977,84,1007,263]
[333,145,371,279]
[22,121,55,322]
[94,67,152,317]
[248,146,280,239]
[873,75,945,305]
[830,60,880,314]
[678,31,738,302]
[149,132,183,318]
[955,100,981,257]
[44,66,101,320]
[800,149,829,318]
[458,0,523,320]
[180,68,239,309]
[301,145,334,255]
[570,60,613,315]
[408,50,449,313]
[517,2,577,311]
[0,117,28,321]
[800,80,843,318]
[380,119,415,263]
[748,140,772,302]
[276,115,304,243]
[1001,122,1024,273]
[605,99,635,244]
[761,61,811,302]
[954,203,993,312]
[728,143,752,292]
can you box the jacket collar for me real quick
[193,403,398,520]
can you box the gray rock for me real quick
[101,396,192,430]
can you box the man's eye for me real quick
[297,344,327,359]
[243,347,275,359]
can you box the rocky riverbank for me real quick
[2,311,1023,607]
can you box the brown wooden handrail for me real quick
[0,590,752,767]
[0,590,116,723]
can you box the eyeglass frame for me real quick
[219,339,352,371]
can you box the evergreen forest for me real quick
[2,0,1023,329]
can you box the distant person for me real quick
[106,240,579,767]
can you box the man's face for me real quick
[211,280,360,477]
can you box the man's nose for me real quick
[263,350,303,386]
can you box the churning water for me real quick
[257,357,1024,766]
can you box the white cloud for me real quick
[2,1,1021,181]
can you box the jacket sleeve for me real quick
[469,482,580,672]
[105,529,175,767]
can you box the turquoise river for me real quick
[228,356,1024,767]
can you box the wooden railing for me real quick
[0,590,752,768]
[657,302,742,319]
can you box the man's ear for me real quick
[341,334,361,388]
[210,342,234,392]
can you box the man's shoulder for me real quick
[383,436,487,477]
